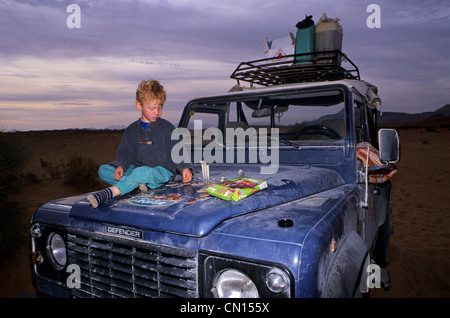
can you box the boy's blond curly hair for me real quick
[136,79,167,105]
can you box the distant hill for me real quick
[379,104,450,125]
[106,125,127,130]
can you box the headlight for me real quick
[200,252,292,298]
[266,267,290,293]
[46,232,67,268]
[214,269,259,298]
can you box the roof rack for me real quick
[230,50,360,86]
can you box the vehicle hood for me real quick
[69,165,345,237]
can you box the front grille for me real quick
[66,228,198,298]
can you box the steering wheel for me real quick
[294,125,341,140]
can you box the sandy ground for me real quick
[0,126,449,298]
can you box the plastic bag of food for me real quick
[206,177,268,201]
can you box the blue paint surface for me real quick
[69,164,345,237]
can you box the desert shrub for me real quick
[40,158,62,179]
[0,200,25,255]
[62,153,99,188]
[39,153,99,188]
[0,131,28,256]
[0,131,28,196]
[21,172,41,184]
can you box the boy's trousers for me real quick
[98,164,173,195]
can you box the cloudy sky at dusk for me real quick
[1,0,449,131]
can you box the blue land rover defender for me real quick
[30,51,399,298]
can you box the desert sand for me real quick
[0,125,449,298]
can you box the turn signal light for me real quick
[32,251,43,265]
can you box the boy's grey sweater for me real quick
[111,118,191,176]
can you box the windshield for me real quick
[184,87,346,144]
[178,87,348,170]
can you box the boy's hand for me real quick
[114,166,124,181]
[182,168,193,183]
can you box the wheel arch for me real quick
[320,230,369,297]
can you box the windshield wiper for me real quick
[273,136,301,149]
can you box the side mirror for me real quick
[378,129,400,163]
